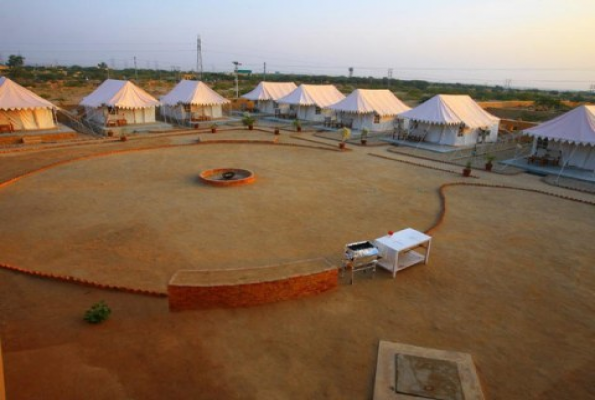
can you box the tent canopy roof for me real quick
[242,81,297,101]
[398,94,499,128]
[328,89,411,116]
[161,80,230,106]
[524,105,595,146]
[0,76,56,110]
[277,84,345,108]
[80,79,159,109]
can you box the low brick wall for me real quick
[168,259,338,311]
[0,132,78,145]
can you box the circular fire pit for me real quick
[199,168,255,187]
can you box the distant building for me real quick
[398,95,500,146]
[0,77,57,131]
[80,79,159,126]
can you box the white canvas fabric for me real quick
[277,84,345,108]
[0,77,56,130]
[242,82,298,101]
[328,89,410,116]
[0,77,56,110]
[80,79,159,109]
[161,80,230,106]
[399,94,499,128]
[524,105,595,146]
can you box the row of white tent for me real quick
[244,82,499,146]
[79,79,230,125]
[1,76,594,170]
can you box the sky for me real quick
[0,0,593,91]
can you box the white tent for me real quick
[242,82,297,114]
[0,77,57,131]
[277,84,345,122]
[80,79,159,126]
[398,95,500,146]
[328,89,411,132]
[524,105,595,171]
[160,80,230,121]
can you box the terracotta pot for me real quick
[274,129,280,135]
[211,128,217,133]
[296,126,302,132]
[339,142,346,150]
[107,130,114,137]
[463,168,471,177]
[361,139,367,146]
[193,123,199,129]
[120,136,128,142]
[485,162,493,172]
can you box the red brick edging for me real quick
[425,182,595,236]
[0,138,338,295]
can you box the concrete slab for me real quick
[374,341,485,400]
[383,138,475,153]
[501,157,595,182]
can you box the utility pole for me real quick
[348,67,354,78]
[134,56,138,80]
[504,79,512,90]
[263,62,267,81]
[196,35,203,80]
[387,68,393,88]
[233,61,241,99]
[590,84,595,93]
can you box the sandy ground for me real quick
[0,130,594,399]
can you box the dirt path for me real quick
[1,131,594,399]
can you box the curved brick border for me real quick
[0,138,339,296]
[425,182,595,236]
[0,138,591,298]
[369,153,480,178]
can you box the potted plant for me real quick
[120,135,128,142]
[211,123,218,133]
[292,119,302,132]
[274,126,280,135]
[361,128,369,145]
[241,112,255,130]
[485,154,495,171]
[463,160,472,177]
[340,127,351,150]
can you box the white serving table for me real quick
[373,228,432,278]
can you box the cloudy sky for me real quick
[0,0,593,90]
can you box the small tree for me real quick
[7,55,24,68]
[97,62,110,79]
[84,300,112,324]
[241,112,255,129]
[7,55,25,78]
[341,127,351,142]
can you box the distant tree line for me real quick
[1,54,593,105]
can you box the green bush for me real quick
[84,300,112,324]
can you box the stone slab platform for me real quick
[374,341,485,400]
